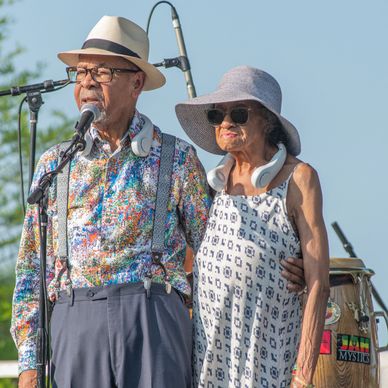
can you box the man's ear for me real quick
[131,72,146,98]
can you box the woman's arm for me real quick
[289,163,330,386]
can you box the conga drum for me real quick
[311,258,387,388]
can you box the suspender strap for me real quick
[55,134,176,297]
[151,133,176,259]
[57,135,176,260]
[57,134,176,257]
[57,141,71,259]
[56,141,72,296]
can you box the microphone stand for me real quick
[170,5,196,98]
[147,1,197,99]
[27,91,43,190]
[0,77,71,386]
[27,134,85,388]
[0,79,70,188]
[332,221,388,315]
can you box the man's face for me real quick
[73,54,144,128]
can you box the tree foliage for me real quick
[0,1,74,367]
[0,273,17,360]
[0,5,74,270]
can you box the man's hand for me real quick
[281,257,305,293]
[19,370,37,388]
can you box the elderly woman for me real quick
[176,66,330,388]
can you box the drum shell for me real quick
[310,259,379,388]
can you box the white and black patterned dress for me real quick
[193,175,302,388]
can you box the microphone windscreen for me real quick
[75,104,101,136]
[80,103,101,121]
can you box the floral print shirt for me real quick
[11,110,211,373]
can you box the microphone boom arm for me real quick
[0,79,70,97]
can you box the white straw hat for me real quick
[175,65,301,155]
[58,15,166,91]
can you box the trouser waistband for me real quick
[55,282,169,304]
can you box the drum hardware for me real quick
[346,302,360,322]
[340,274,370,334]
[346,302,369,334]
[358,275,370,329]
[372,311,388,352]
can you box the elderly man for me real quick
[12,15,211,388]
[11,16,305,388]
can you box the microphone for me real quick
[170,6,197,98]
[75,103,101,137]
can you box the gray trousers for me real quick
[50,282,192,388]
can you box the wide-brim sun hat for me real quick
[58,15,165,91]
[175,65,301,156]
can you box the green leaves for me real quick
[0,273,17,360]
[0,0,74,364]
[0,25,73,269]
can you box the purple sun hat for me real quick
[175,65,301,156]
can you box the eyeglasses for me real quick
[66,66,140,83]
[206,107,251,126]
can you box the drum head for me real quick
[329,258,374,277]
[330,258,366,270]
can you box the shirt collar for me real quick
[89,109,144,147]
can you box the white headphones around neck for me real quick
[131,114,154,157]
[207,143,287,192]
[79,114,154,158]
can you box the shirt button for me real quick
[87,289,95,298]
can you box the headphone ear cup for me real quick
[207,153,235,192]
[252,169,272,188]
[131,114,154,157]
[251,143,287,188]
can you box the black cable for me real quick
[18,96,27,215]
[17,80,72,216]
[146,1,176,35]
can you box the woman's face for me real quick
[212,101,269,153]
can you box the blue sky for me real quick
[5,0,388,344]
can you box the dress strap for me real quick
[278,162,303,196]
[288,162,303,181]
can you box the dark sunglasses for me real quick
[206,107,251,126]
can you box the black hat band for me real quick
[82,39,141,59]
